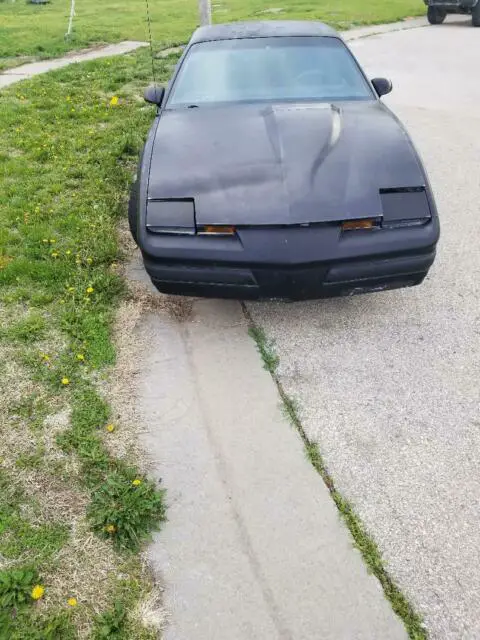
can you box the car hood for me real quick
[148,102,426,225]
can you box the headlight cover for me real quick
[146,199,195,234]
[380,187,432,228]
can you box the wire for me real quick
[144,0,157,85]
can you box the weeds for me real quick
[0,568,39,611]
[0,50,173,636]
[88,471,166,551]
[248,326,279,372]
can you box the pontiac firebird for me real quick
[129,21,440,300]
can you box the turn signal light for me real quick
[199,225,236,236]
[341,218,378,231]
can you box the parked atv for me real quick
[424,0,480,25]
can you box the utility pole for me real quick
[65,0,76,39]
[198,0,211,26]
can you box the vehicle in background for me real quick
[424,0,480,26]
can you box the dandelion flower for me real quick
[41,353,50,361]
[109,96,119,106]
[50,238,56,244]
[66,250,72,255]
[105,524,116,534]
[106,424,115,433]
[61,377,70,385]
[86,257,93,264]
[31,585,45,600]
[86,286,94,294]
[51,252,58,258]
[42,238,49,243]
[67,597,77,607]
[76,353,85,361]
[132,479,142,487]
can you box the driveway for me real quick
[247,17,480,639]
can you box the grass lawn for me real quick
[0,49,177,637]
[0,0,425,70]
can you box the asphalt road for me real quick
[248,18,480,640]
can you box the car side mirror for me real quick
[144,85,165,106]
[371,77,393,97]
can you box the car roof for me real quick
[189,20,340,44]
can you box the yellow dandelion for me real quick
[76,353,85,361]
[105,524,116,534]
[42,238,49,243]
[66,250,71,255]
[86,286,94,294]
[41,353,50,361]
[61,377,70,385]
[51,252,58,258]
[106,424,115,433]
[67,597,77,607]
[86,257,93,264]
[31,585,45,601]
[49,238,56,243]
[109,96,119,106]
[132,479,142,487]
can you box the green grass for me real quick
[0,49,173,637]
[0,0,424,70]
[245,306,427,640]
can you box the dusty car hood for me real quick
[147,101,426,225]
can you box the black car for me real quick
[424,0,480,25]
[129,21,439,301]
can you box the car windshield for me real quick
[167,36,374,107]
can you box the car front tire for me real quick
[128,183,139,244]
[427,6,447,23]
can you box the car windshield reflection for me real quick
[167,36,375,107]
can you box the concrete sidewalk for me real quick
[0,41,147,89]
[130,253,407,638]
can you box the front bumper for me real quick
[140,220,439,301]
[142,248,437,301]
